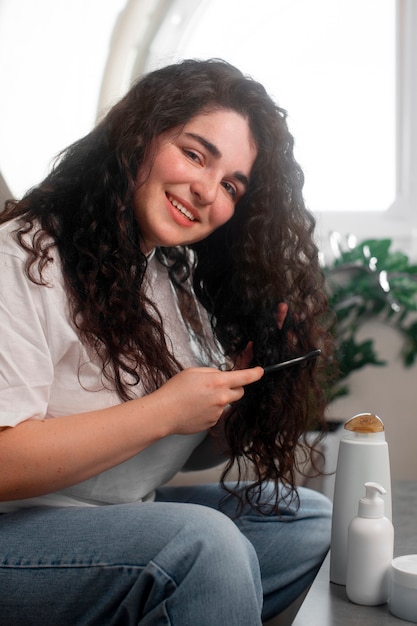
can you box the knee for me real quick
[297,487,333,532]
[182,505,260,571]
[301,487,333,515]
[150,506,264,622]
[155,504,261,593]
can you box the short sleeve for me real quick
[0,247,54,426]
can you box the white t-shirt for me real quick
[0,220,218,512]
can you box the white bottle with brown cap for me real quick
[329,413,392,586]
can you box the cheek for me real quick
[212,201,235,228]
[152,146,185,179]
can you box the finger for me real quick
[223,366,264,387]
[276,302,289,330]
[234,341,254,370]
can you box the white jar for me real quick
[389,555,417,622]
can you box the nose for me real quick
[190,172,218,205]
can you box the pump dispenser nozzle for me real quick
[358,482,386,518]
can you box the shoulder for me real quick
[0,218,54,256]
[0,218,61,285]
[0,219,26,258]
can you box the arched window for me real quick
[146,0,396,215]
[101,0,417,250]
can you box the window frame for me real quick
[315,0,417,255]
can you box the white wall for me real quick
[329,321,417,481]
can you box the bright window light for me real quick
[0,0,396,214]
[0,0,125,199]
[154,0,396,213]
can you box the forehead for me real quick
[183,108,255,143]
[179,109,257,169]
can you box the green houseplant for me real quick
[323,236,417,403]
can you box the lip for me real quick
[165,193,200,227]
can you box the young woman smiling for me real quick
[133,109,256,252]
[0,59,333,625]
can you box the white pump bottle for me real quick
[346,482,394,605]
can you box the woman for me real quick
[0,59,333,625]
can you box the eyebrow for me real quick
[184,132,250,189]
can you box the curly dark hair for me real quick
[1,58,334,512]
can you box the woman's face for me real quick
[133,109,257,254]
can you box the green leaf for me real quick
[324,236,417,404]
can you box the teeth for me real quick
[169,196,196,221]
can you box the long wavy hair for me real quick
[1,58,334,512]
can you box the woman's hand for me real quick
[148,366,264,436]
[234,302,290,370]
[276,302,289,330]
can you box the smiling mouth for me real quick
[167,195,197,222]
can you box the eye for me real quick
[222,181,237,199]
[183,149,201,163]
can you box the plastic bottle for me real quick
[330,413,392,585]
[346,482,394,605]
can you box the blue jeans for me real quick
[0,483,331,625]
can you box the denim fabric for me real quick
[0,484,331,625]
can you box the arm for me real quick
[0,366,263,502]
